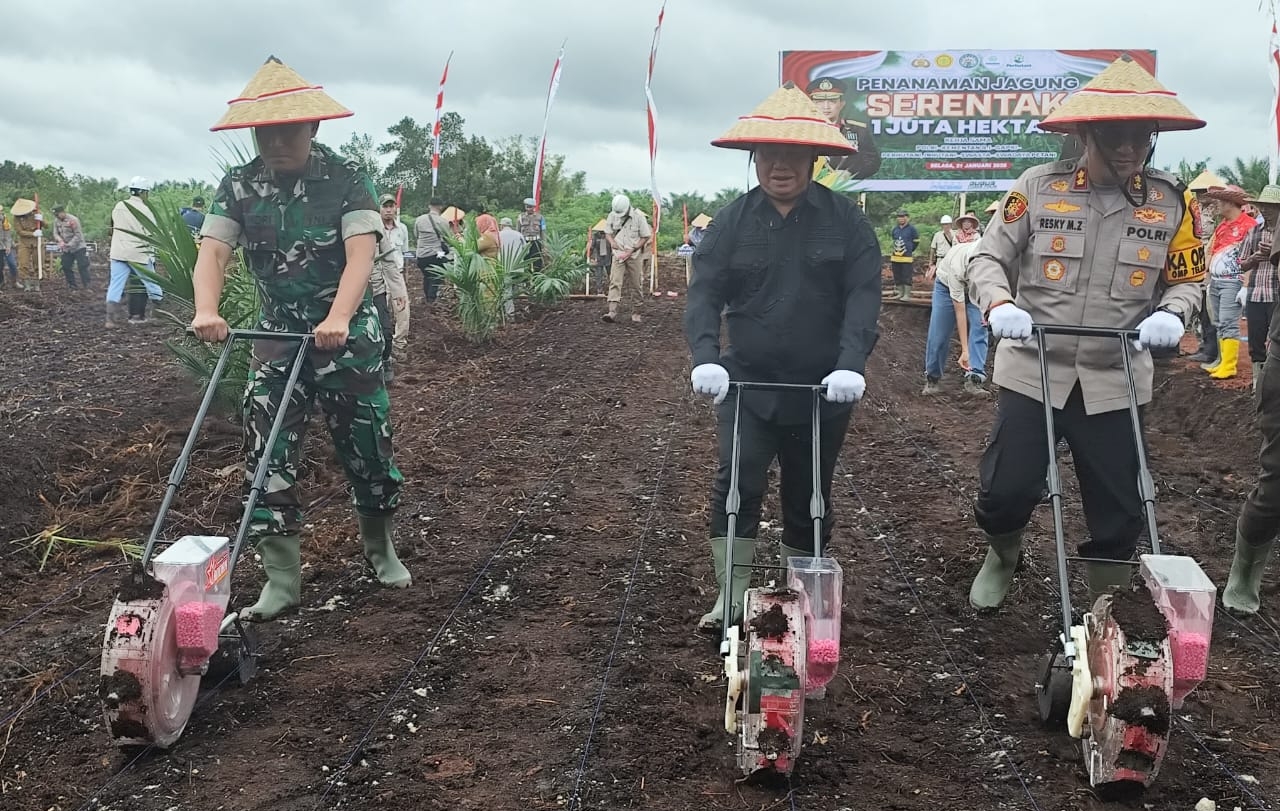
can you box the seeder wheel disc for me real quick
[1082,590,1174,794]
[100,594,201,749]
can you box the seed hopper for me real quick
[1027,324,1216,795]
[719,383,845,776]
[100,330,312,748]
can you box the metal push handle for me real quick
[719,381,829,648]
[1030,323,1160,659]
[141,329,313,567]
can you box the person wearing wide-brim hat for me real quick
[9,198,41,292]
[1238,184,1280,388]
[1230,181,1280,616]
[190,56,411,622]
[965,55,1209,611]
[684,83,881,633]
[1196,183,1257,381]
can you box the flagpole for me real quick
[431,51,453,195]
[533,40,567,211]
[1270,17,1280,184]
[646,2,667,295]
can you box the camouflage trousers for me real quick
[243,304,404,538]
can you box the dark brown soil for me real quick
[0,267,1277,811]
[1111,686,1172,736]
[1109,586,1171,643]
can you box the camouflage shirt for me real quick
[200,142,382,327]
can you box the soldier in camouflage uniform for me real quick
[191,56,411,622]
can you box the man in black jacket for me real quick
[685,84,882,633]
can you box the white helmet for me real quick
[939,215,953,224]
[611,193,630,214]
[127,176,152,192]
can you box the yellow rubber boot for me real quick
[1210,338,1240,379]
[1201,338,1224,372]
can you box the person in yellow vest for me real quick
[0,210,18,288]
[965,55,1206,608]
[10,198,41,291]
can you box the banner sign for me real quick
[779,49,1156,192]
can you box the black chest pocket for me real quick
[729,239,769,299]
[244,212,279,253]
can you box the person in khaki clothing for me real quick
[10,198,42,291]
[965,56,1207,609]
[602,193,652,323]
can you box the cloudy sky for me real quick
[2,0,1275,198]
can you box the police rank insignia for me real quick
[1003,191,1029,224]
[1043,258,1066,281]
[1072,169,1088,190]
[1043,199,1081,213]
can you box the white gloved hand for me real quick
[1134,309,1185,350]
[822,370,866,403]
[31,229,42,238]
[988,302,1034,340]
[1237,286,1250,308]
[690,363,730,405]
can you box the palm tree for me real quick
[1166,158,1209,186]
[1216,156,1271,194]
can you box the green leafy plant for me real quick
[513,230,587,306]
[121,197,260,413]
[438,220,514,343]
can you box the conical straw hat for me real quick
[690,213,713,228]
[442,206,466,222]
[712,84,854,155]
[1188,169,1227,191]
[985,199,1000,214]
[591,219,607,232]
[1039,55,1204,134]
[1250,184,1280,205]
[9,198,36,217]
[211,56,353,132]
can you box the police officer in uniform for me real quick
[965,56,1207,609]
[805,77,881,180]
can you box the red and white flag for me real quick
[646,2,667,230]
[431,51,453,192]
[532,43,566,210]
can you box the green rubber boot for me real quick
[698,536,755,633]
[357,512,412,588]
[241,534,301,622]
[1223,532,1275,616]
[781,544,812,563]
[1086,560,1134,603]
[968,530,1023,609]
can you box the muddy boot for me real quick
[630,313,642,324]
[780,543,814,563]
[921,377,940,395]
[601,307,617,323]
[1253,362,1264,393]
[963,375,990,397]
[105,300,127,328]
[127,291,148,324]
[1086,560,1134,603]
[1223,532,1275,616]
[357,511,412,588]
[698,536,755,633]
[241,535,302,622]
[968,529,1023,609]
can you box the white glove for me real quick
[436,250,446,259]
[822,370,866,403]
[1237,287,1250,308]
[988,302,1033,340]
[690,363,730,405]
[31,229,42,238]
[1134,309,1185,350]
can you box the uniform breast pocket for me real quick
[1025,232,1085,294]
[1110,238,1165,301]
[805,242,845,272]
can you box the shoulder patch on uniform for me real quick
[1003,191,1029,224]
[1189,195,1204,239]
